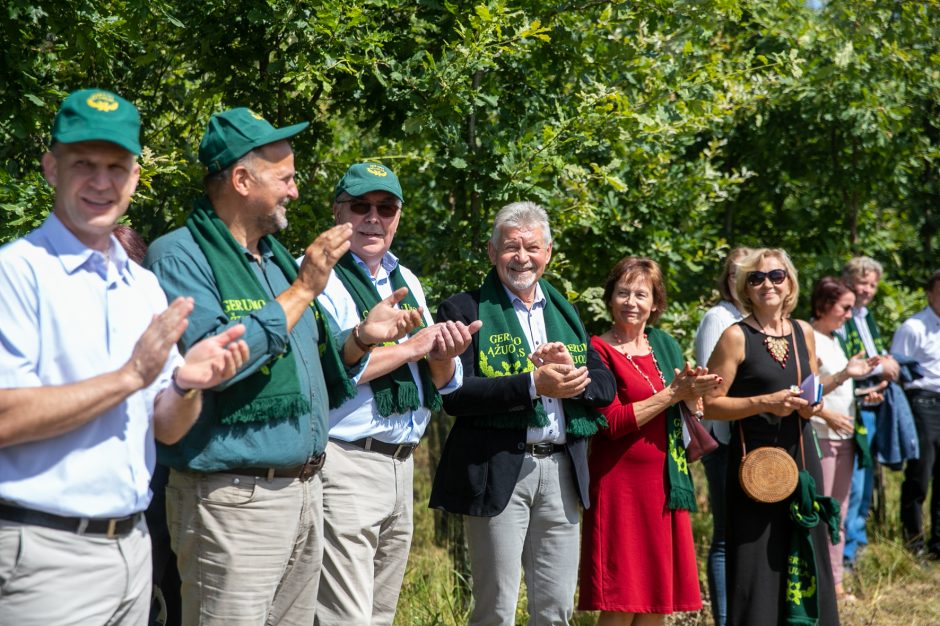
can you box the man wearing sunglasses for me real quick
[314,162,481,624]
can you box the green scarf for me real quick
[785,470,841,626]
[332,251,441,416]
[646,327,697,512]
[835,333,874,469]
[186,196,354,423]
[473,269,607,438]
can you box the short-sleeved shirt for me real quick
[316,251,461,445]
[0,214,180,518]
[145,225,329,471]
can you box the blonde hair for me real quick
[842,256,883,286]
[734,248,799,315]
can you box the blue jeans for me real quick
[844,408,876,563]
[703,442,728,626]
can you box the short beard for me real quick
[258,206,288,235]
[505,271,537,293]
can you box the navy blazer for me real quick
[429,288,616,517]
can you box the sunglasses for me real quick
[339,199,401,218]
[746,269,788,287]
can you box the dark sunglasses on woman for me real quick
[746,268,788,287]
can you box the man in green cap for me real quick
[145,111,421,625]
[0,89,249,624]
[314,162,481,624]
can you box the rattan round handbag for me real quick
[737,319,807,504]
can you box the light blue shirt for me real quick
[502,283,567,445]
[0,214,180,518]
[316,251,462,445]
[892,306,940,393]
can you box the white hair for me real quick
[490,201,553,247]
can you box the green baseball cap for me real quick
[333,162,404,203]
[199,107,309,174]
[52,89,141,155]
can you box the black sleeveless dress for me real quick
[725,322,840,625]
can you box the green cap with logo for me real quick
[333,162,404,203]
[199,107,309,174]
[52,89,141,155]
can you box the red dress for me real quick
[578,336,702,613]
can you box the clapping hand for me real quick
[428,320,483,361]
[176,324,249,390]
[529,342,574,368]
[358,287,424,346]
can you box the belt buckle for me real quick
[393,444,414,460]
[299,453,326,481]
[531,442,553,457]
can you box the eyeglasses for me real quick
[338,199,401,218]
[746,269,788,287]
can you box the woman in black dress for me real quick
[704,248,840,625]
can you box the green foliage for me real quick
[2,0,938,334]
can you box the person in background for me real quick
[693,246,751,626]
[837,256,899,568]
[809,276,882,601]
[580,256,718,625]
[0,88,248,625]
[892,270,940,560]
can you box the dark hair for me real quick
[926,270,940,293]
[112,224,148,264]
[602,256,667,325]
[810,276,853,318]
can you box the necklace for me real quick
[755,315,789,368]
[613,331,666,394]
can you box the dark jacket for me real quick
[429,288,616,517]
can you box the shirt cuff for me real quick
[529,371,538,400]
[438,358,464,395]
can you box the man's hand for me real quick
[358,287,424,345]
[295,223,353,299]
[880,354,900,382]
[534,363,590,399]
[428,320,482,361]
[123,297,195,389]
[529,342,573,368]
[175,324,249,391]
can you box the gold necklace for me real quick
[754,315,789,368]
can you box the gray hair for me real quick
[203,149,260,194]
[490,201,553,247]
[842,256,883,285]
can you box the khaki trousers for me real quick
[316,439,414,626]
[167,468,323,626]
[0,516,150,625]
[465,451,581,626]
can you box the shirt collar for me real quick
[350,250,399,282]
[853,305,869,319]
[501,281,546,310]
[43,213,133,281]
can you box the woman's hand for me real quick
[669,364,700,404]
[763,387,810,416]
[822,411,854,436]
[843,351,881,380]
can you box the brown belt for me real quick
[224,453,326,482]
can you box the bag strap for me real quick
[738,318,807,468]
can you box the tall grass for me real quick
[398,444,938,625]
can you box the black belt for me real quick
[526,442,566,457]
[343,437,417,460]
[225,453,326,482]
[0,502,141,538]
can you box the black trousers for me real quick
[901,390,940,555]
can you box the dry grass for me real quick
[397,445,939,625]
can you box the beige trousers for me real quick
[167,468,323,626]
[315,439,414,626]
[0,516,150,625]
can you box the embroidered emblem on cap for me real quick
[366,164,388,177]
[86,92,119,112]
[249,110,264,120]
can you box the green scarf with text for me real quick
[186,196,354,423]
[473,269,607,438]
[835,332,874,469]
[332,251,441,416]
[785,470,841,625]
[646,327,697,512]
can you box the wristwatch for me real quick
[171,367,200,400]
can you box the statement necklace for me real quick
[612,329,666,394]
[755,315,790,368]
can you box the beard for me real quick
[504,262,539,292]
[258,203,289,235]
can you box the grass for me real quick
[396,441,939,625]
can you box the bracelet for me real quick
[171,367,200,400]
[352,323,377,352]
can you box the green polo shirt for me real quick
[145,227,329,472]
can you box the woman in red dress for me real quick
[579,257,717,625]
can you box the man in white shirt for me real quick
[891,270,940,559]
